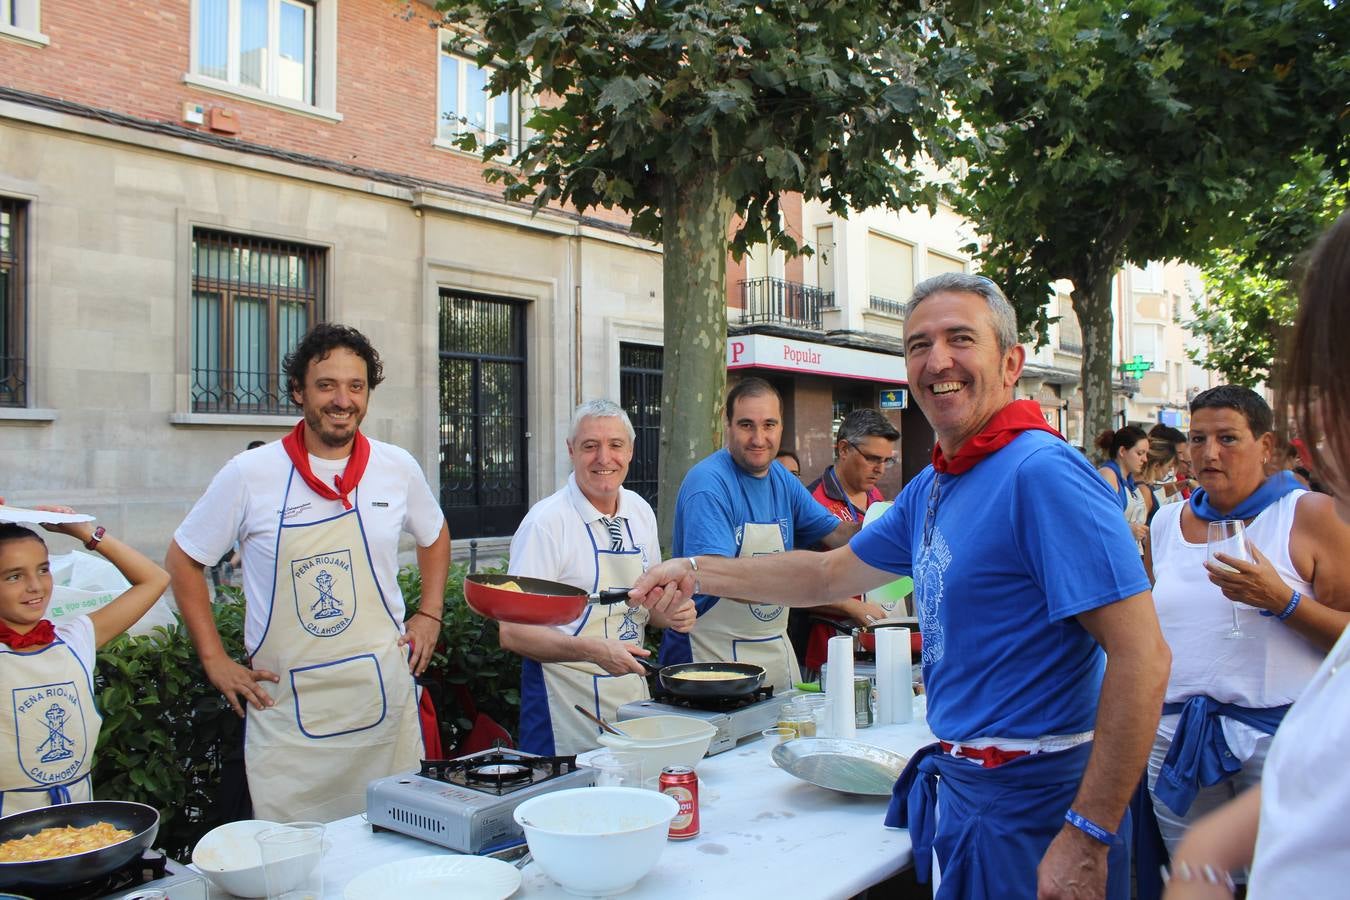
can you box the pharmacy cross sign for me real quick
[1118,354,1152,377]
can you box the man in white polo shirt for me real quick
[501,400,695,756]
[166,323,450,823]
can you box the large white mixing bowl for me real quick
[513,786,678,896]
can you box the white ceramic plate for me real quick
[343,855,521,900]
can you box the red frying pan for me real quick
[463,573,633,626]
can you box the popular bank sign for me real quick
[727,334,906,384]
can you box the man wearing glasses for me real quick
[632,273,1167,899]
[796,409,901,674]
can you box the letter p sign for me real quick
[730,341,745,364]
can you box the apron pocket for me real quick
[290,653,387,738]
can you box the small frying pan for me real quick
[0,800,160,890]
[464,573,632,626]
[636,659,766,698]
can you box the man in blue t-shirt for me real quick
[659,377,854,693]
[634,275,1168,900]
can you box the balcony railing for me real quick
[1058,338,1083,354]
[868,295,906,318]
[739,277,833,329]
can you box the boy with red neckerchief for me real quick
[0,508,168,814]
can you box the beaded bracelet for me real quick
[1259,590,1301,621]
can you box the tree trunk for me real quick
[1072,270,1118,447]
[656,168,735,551]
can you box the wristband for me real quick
[1064,809,1114,845]
[1260,590,1301,620]
[412,609,443,625]
[686,556,701,595]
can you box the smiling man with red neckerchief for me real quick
[631,273,1169,900]
[166,323,451,824]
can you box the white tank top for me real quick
[1248,626,1350,893]
[1149,492,1319,708]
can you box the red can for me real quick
[659,765,699,840]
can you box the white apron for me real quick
[245,474,422,823]
[541,517,650,755]
[690,513,800,692]
[0,637,100,815]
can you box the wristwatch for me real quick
[84,526,106,551]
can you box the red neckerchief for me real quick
[931,399,1063,475]
[281,421,370,510]
[1,619,56,649]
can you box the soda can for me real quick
[659,765,700,839]
[854,675,874,728]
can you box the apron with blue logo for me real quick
[689,471,799,691]
[245,472,422,823]
[0,637,100,815]
[532,515,649,756]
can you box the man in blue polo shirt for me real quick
[659,377,854,693]
[633,274,1168,899]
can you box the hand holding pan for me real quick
[464,573,633,626]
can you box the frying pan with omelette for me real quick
[463,573,633,626]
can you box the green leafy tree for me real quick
[1187,159,1349,387]
[948,0,1347,437]
[434,0,971,543]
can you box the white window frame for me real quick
[435,37,524,155]
[0,0,50,47]
[185,0,341,122]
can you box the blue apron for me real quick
[888,741,1131,899]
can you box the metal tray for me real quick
[772,738,908,796]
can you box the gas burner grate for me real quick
[18,848,168,900]
[418,749,584,796]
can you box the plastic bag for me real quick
[47,550,178,637]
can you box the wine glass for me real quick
[1207,519,1254,640]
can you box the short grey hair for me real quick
[836,408,900,447]
[569,399,635,443]
[905,273,1019,353]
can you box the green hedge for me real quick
[91,564,522,859]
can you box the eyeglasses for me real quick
[848,442,898,469]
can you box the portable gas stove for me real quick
[617,686,801,755]
[365,748,596,853]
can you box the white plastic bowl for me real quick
[191,819,281,898]
[514,786,678,897]
[596,714,717,774]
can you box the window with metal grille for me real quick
[620,343,663,511]
[0,197,27,408]
[190,229,324,414]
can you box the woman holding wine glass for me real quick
[1141,384,1350,873]
[1163,211,1350,895]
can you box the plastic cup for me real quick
[589,750,643,788]
[256,821,325,900]
[762,726,795,767]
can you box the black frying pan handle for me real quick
[633,655,662,676]
[592,588,633,604]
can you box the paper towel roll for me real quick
[874,627,898,726]
[826,635,856,739]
